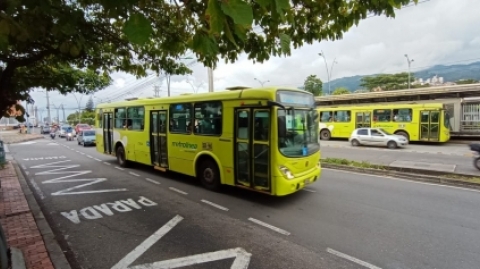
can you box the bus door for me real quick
[234,108,271,192]
[150,110,169,169]
[420,110,440,141]
[103,112,114,154]
[355,111,371,129]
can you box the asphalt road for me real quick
[9,137,480,269]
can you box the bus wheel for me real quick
[198,159,221,191]
[395,131,409,142]
[320,129,331,140]
[116,145,128,168]
[387,141,397,149]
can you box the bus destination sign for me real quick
[277,91,315,107]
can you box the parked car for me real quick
[75,123,91,134]
[77,130,96,146]
[349,127,408,149]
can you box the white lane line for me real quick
[110,215,184,269]
[75,150,79,153]
[80,152,85,155]
[322,168,480,194]
[86,155,93,158]
[247,218,291,236]
[103,162,111,166]
[25,171,29,175]
[169,187,188,195]
[21,165,26,170]
[115,166,125,171]
[201,199,229,211]
[94,158,101,161]
[302,188,316,193]
[326,248,382,269]
[129,172,140,177]
[145,178,161,185]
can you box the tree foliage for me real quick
[0,0,416,117]
[332,87,350,95]
[303,75,322,96]
[67,110,95,125]
[456,79,479,85]
[360,72,415,91]
[85,96,94,112]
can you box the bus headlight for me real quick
[279,166,294,179]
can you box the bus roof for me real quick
[318,102,445,109]
[96,87,309,108]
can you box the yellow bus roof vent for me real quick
[180,93,193,95]
[125,97,138,101]
[226,86,251,91]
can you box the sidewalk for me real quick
[0,131,44,145]
[0,161,57,269]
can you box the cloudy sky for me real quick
[29,0,480,121]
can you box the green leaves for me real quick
[206,0,225,35]
[123,13,153,45]
[279,33,291,55]
[221,0,253,25]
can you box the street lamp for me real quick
[71,93,84,124]
[318,51,338,95]
[404,54,414,89]
[254,78,270,87]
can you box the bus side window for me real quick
[127,107,144,130]
[320,111,331,122]
[335,110,350,122]
[373,109,391,122]
[170,103,192,134]
[194,102,222,135]
[393,108,412,122]
[114,108,126,128]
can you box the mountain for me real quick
[321,61,480,92]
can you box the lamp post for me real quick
[71,93,84,125]
[404,54,414,89]
[165,56,193,96]
[254,78,270,87]
[318,51,338,95]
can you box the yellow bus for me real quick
[317,103,450,142]
[95,87,321,196]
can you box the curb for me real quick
[0,136,44,145]
[12,161,72,269]
[322,163,480,190]
[10,247,26,269]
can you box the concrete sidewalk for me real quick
[321,143,480,177]
[0,132,44,145]
[0,161,66,269]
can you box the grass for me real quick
[323,158,386,170]
[443,174,480,184]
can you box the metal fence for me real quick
[0,117,19,126]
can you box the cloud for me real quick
[28,0,480,122]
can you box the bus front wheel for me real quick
[198,159,221,191]
[395,131,409,142]
[320,129,331,140]
[116,145,129,168]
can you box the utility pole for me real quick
[154,85,160,97]
[318,51,338,95]
[207,67,214,92]
[61,104,65,123]
[166,75,171,97]
[404,54,414,89]
[25,101,29,133]
[254,78,270,87]
[46,91,51,125]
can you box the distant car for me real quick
[349,127,408,149]
[75,123,91,134]
[41,125,51,134]
[58,126,76,138]
[77,130,96,147]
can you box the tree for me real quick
[85,96,94,112]
[304,75,322,96]
[456,79,479,85]
[360,72,414,91]
[0,0,415,118]
[332,87,350,95]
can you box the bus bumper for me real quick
[274,166,321,196]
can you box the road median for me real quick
[0,133,44,144]
[322,157,480,190]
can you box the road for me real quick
[321,140,479,176]
[9,137,480,269]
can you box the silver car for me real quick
[77,130,96,147]
[349,127,408,149]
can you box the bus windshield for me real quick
[277,109,319,157]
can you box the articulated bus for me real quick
[95,87,321,196]
[317,103,450,143]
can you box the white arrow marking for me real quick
[111,215,252,269]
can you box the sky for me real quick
[28,0,480,122]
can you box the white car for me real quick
[349,127,408,149]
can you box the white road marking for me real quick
[169,187,188,195]
[103,162,111,166]
[75,151,79,153]
[129,172,140,177]
[80,152,85,155]
[115,166,124,171]
[248,218,291,236]
[94,158,101,161]
[326,248,382,269]
[21,165,26,170]
[86,155,93,158]
[111,215,184,269]
[302,188,316,193]
[145,178,161,185]
[29,177,45,200]
[201,199,229,211]
[323,168,480,194]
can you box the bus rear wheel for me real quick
[320,129,331,140]
[198,159,221,191]
[395,131,409,142]
[116,145,129,168]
